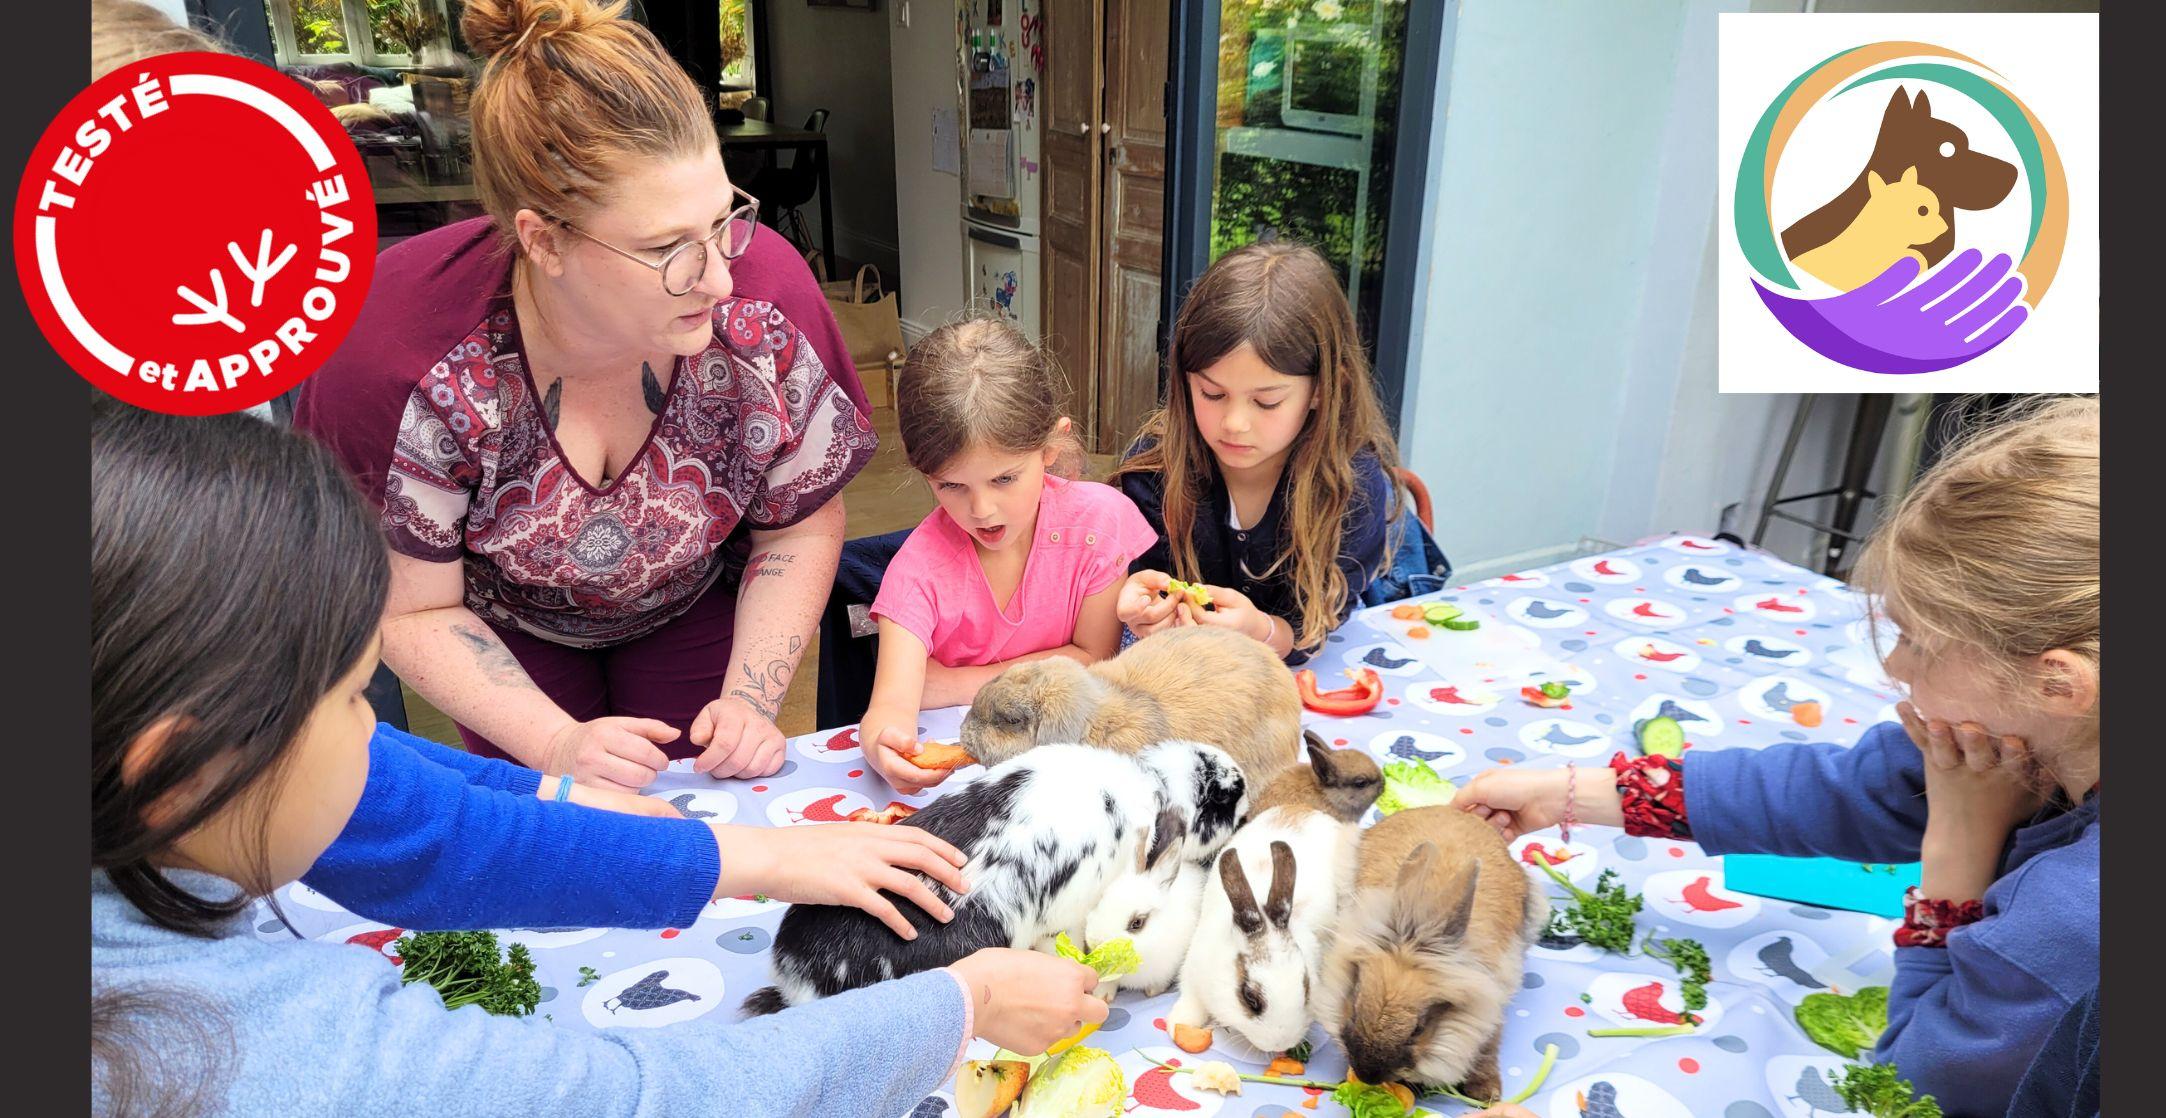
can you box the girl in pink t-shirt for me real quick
[859,319,1157,795]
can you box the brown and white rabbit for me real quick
[959,625,1303,788]
[1318,805,1548,1100]
[1165,734,1382,1054]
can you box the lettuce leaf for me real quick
[1377,758,1457,816]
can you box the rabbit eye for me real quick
[1128,915,1149,934]
[1240,983,1266,1016]
[995,709,1027,729]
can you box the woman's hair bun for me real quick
[461,0,625,60]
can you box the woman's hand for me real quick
[1455,764,1623,842]
[545,716,678,793]
[948,948,1110,1055]
[539,775,685,819]
[714,821,971,940]
[690,695,787,779]
[1116,571,1186,637]
[861,723,951,797]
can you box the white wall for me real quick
[1399,0,1872,581]
[766,1,901,278]
[887,0,968,340]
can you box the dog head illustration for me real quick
[1783,86,2017,265]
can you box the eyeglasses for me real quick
[557,192,762,296]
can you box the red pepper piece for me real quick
[1297,667,1384,716]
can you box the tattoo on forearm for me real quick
[741,551,799,585]
[542,377,563,432]
[450,622,541,692]
[642,360,667,415]
[730,634,803,721]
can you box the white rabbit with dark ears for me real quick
[1165,735,1381,1053]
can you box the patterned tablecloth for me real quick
[259,533,1911,1118]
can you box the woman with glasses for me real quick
[298,0,874,795]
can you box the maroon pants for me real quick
[456,577,737,764]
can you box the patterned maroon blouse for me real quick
[298,219,874,648]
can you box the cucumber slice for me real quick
[1438,618,1481,631]
[1638,715,1686,759]
[1423,603,1464,623]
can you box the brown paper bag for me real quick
[804,251,905,408]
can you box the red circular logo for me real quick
[13,52,376,415]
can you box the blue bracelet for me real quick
[554,777,573,802]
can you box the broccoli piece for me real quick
[1831,1062,1944,1118]
[1531,860,1642,954]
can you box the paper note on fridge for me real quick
[967,129,1014,199]
[931,107,960,176]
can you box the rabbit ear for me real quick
[1265,841,1297,929]
[1434,862,1482,948]
[1308,742,1383,821]
[1141,805,1187,875]
[1220,848,1267,938]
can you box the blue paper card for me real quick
[1722,853,1919,918]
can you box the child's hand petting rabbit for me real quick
[1454,764,1624,842]
[712,822,970,939]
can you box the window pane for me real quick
[371,0,450,58]
[1209,0,1409,343]
[721,0,755,87]
[289,0,352,54]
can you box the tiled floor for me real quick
[402,400,1081,744]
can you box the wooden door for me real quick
[1097,0,1169,455]
[1040,0,1104,447]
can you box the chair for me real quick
[741,96,770,122]
[1392,466,1434,532]
[749,109,829,256]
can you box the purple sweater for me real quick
[1684,722,2100,1117]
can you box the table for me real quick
[718,118,834,267]
[259,533,1908,1117]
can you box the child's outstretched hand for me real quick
[948,948,1109,1056]
[1117,570,1186,637]
[1457,763,1624,841]
[539,775,686,820]
[714,821,970,940]
[862,724,952,797]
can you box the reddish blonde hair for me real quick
[462,0,714,231]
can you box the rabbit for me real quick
[1164,735,1383,1054]
[1081,848,1209,997]
[1318,805,1549,1101]
[959,625,1304,788]
[743,739,1248,1014]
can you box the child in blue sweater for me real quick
[90,405,1106,1115]
[1457,399,2099,1118]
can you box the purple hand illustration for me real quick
[1754,248,2030,374]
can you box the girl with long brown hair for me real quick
[1112,241,1409,663]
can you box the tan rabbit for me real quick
[959,625,1304,788]
[1318,805,1548,1101]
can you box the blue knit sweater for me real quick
[1685,722,2100,1117]
[302,725,720,931]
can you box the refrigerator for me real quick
[959,1,1043,339]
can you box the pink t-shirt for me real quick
[872,476,1158,667]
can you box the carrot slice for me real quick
[1383,1083,1415,1110]
[1405,625,1431,640]
[1267,1056,1306,1078]
[1300,1097,1319,1110]
[907,742,976,771]
[1790,701,1824,728]
[1172,1023,1213,1053]
[1391,603,1423,621]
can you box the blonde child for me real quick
[859,319,1157,794]
[1456,398,2100,1117]
[1112,241,1411,665]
